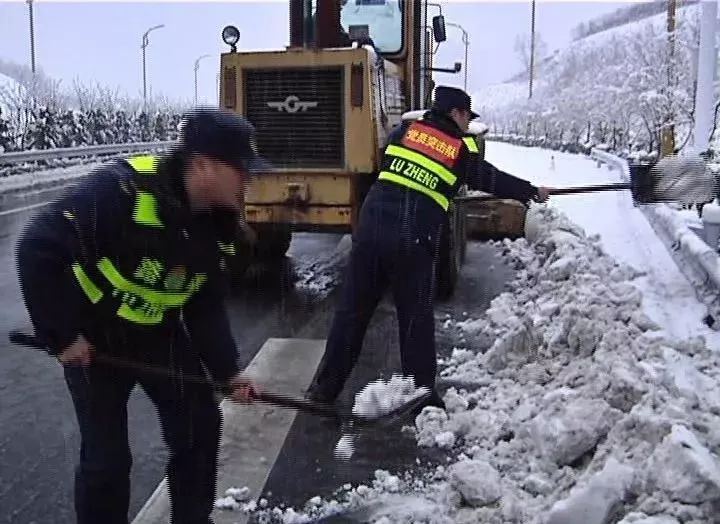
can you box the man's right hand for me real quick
[57,334,94,367]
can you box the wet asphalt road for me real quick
[0,182,514,524]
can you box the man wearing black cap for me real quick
[15,107,271,524]
[307,85,550,412]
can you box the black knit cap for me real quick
[178,106,272,175]
[432,85,479,120]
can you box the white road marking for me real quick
[0,201,49,217]
[132,338,327,524]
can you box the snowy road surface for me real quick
[485,141,720,346]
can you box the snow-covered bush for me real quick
[0,58,190,153]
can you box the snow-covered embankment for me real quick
[238,204,720,523]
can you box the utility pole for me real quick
[447,22,469,92]
[660,0,676,157]
[141,24,165,113]
[27,0,36,106]
[529,0,536,99]
[194,54,211,105]
[692,0,717,153]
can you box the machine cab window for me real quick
[340,0,403,53]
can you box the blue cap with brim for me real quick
[432,85,480,120]
[179,106,273,176]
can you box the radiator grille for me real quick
[244,67,344,168]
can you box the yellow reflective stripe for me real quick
[133,191,164,228]
[62,211,75,221]
[96,258,191,307]
[127,155,158,174]
[385,144,457,186]
[117,304,163,325]
[378,171,449,211]
[187,274,208,293]
[71,263,103,304]
[218,241,236,256]
[463,136,479,153]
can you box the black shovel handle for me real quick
[455,182,633,203]
[547,182,632,195]
[7,330,344,422]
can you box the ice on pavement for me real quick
[247,199,720,523]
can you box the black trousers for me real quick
[63,351,221,524]
[311,184,443,400]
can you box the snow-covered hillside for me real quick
[473,3,701,156]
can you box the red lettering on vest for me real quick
[401,122,462,167]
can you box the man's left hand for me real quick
[226,372,260,404]
[534,186,554,203]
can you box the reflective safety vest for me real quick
[377,120,478,211]
[64,154,233,326]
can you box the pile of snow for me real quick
[237,204,720,523]
[214,486,252,511]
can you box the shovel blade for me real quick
[349,390,432,429]
[631,154,718,205]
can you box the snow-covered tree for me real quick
[0,106,13,152]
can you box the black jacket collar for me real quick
[421,110,464,137]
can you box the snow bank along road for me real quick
[200,144,720,524]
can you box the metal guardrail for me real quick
[590,148,627,174]
[0,140,176,166]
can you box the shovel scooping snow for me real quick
[457,153,718,206]
[333,375,431,461]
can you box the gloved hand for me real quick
[226,372,260,404]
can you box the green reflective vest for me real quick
[377,120,478,211]
[65,154,234,326]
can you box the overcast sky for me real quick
[0,1,635,105]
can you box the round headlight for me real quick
[222,25,240,46]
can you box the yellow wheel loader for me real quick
[218,0,478,298]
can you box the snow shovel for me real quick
[457,154,718,205]
[7,330,430,430]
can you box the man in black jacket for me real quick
[307,86,550,412]
[15,107,269,524]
